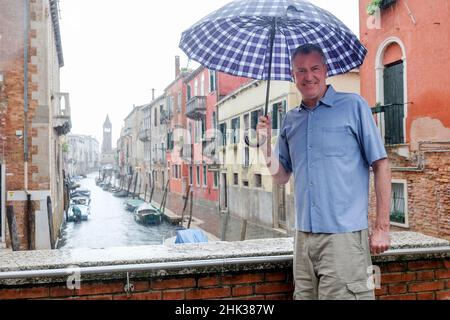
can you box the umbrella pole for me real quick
[244,18,277,148]
[264,18,277,116]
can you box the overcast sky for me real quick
[59,0,360,147]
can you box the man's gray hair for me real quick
[291,43,327,66]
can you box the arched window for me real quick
[375,38,407,145]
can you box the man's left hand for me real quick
[370,229,390,255]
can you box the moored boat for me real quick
[125,199,145,212]
[133,203,163,225]
[67,204,90,222]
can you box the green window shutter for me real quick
[251,110,258,131]
[272,103,279,129]
[220,123,227,145]
[383,62,404,145]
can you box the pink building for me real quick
[184,67,249,203]
[164,57,191,196]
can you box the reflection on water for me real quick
[57,174,179,249]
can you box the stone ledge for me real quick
[0,232,448,286]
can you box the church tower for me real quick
[102,115,112,153]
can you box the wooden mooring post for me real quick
[6,206,20,251]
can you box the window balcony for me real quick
[138,129,150,142]
[53,92,71,136]
[372,103,404,146]
[186,96,206,120]
[160,110,172,124]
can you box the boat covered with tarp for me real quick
[175,229,208,244]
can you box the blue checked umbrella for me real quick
[179,0,366,118]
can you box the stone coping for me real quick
[0,232,448,274]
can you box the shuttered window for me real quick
[231,117,240,144]
[383,62,404,145]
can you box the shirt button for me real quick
[308,146,312,150]
[309,182,314,187]
[312,203,316,208]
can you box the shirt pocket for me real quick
[322,126,350,157]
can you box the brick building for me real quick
[0,0,71,250]
[359,0,450,239]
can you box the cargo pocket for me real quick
[346,281,375,300]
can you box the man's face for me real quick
[291,52,328,107]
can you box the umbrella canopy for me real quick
[179,0,366,81]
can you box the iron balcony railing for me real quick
[202,137,216,160]
[372,103,404,145]
[160,110,172,124]
[53,92,71,135]
[138,128,150,142]
[186,96,206,120]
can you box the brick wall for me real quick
[0,258,448,300]
[1,0,67,250]
[369,150,450,240]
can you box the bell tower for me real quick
[102,115,112,154]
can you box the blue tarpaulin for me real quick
[175,229,208,244]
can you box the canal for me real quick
[57,174,180,249]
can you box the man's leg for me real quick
[293,231,319,300]
[314,230,375,300]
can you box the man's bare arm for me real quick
[370,158,391,254]
[257,115,291,185]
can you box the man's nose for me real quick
[304,70,314,81]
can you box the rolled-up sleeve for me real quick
[356,98,388,166]
[274,116,293,173]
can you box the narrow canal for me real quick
[57,173,180,249]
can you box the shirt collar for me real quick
[320,85,336,108]
[298,85,336,111]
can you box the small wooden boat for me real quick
[113,190,128,198]
[71,196,90,206]
[71,189,91,198]
[133,203,163,225]
[67,204,90,222]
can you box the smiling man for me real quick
[257,44,392,300]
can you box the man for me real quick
[257,44,391,300]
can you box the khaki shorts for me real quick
[293,229,375,300]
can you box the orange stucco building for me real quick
[359,0,450,239]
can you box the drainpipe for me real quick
[23,0,31,250]
[23,0,30,191]
[390,141,450,172]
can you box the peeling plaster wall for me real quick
[410,117,450,150]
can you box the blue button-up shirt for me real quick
[275,85,387,233]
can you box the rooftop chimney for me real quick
[175,55,180,78]
[152,89,155,101]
